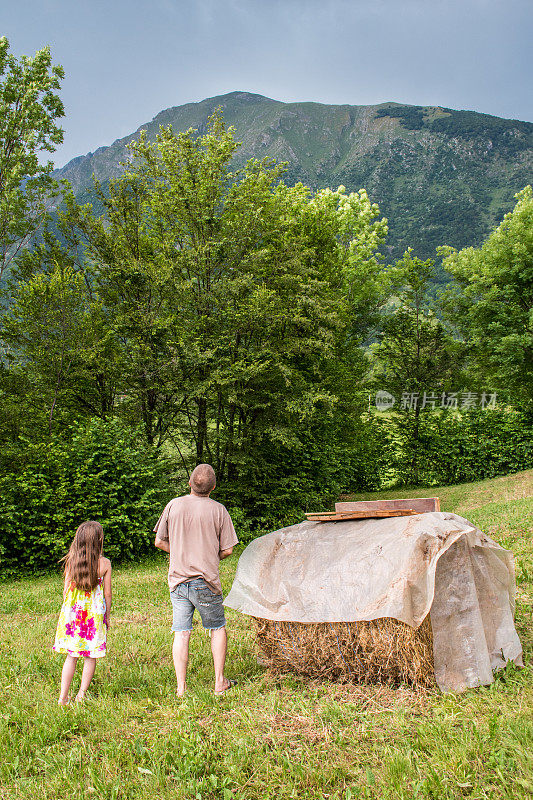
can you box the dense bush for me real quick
[391,407,533,486]
[2,407,531,577]
[214,427,348,535]
[0,410,397,572]
[0,419,175,577]
[214,413,398,535]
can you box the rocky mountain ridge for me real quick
[55,91,533,261]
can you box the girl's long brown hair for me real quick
[63,521,104,592]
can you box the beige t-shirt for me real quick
[153,494,238,594]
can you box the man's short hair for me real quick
[190,463,216,496]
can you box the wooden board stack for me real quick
[305,497,440,522]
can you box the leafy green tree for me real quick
[2,111,391,514]
[2,227,119,435]
[442,186,533,406]
[58,172,187,448]
[3,264,98,433]
[0,37,64,280]
[371,249,462,483]
[60,114,389,476]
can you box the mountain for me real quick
[55,91,533,263]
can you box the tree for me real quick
[370,249,462,483]
[2,263,105,434]
[441,186,533,406]
[0,37,64,280]
[3,230,118,435]
[61,112,389,447]
[2,111,391,514]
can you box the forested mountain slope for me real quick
[55,91,533,261]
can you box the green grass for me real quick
[1,470,532,800]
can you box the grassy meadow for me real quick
[0,470,532,800]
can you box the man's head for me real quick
[189,463,216,497]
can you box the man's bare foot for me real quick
[214,678,237,695]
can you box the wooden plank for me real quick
[335,497,440,514]
[305,509,417,522]
[305,508,417,517]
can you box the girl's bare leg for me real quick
[59,655,78,704]
[75,657,97,701]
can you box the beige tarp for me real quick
[224,511,523,692]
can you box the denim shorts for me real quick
[170,578,227,632]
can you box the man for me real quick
[154,463,239,696]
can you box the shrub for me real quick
[215,413,398,532]
[393,407,533,486]
[0,418,174,577]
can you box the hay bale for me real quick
[253,616,435,687]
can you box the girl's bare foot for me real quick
[74,692,86,702]
[176,684,186,698]
[58,697,70,706]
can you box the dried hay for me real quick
[253,616,435,687]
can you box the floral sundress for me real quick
[53,577,107,658]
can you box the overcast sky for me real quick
[4,0,533,167]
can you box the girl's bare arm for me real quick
[100,557,112,626]
[63,571,70,600]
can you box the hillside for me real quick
[55,91,533,262]
[1,469,531,798]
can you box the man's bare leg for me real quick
[210,626,230,693]
[172,630,191,696]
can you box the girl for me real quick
[53,521,112,704]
